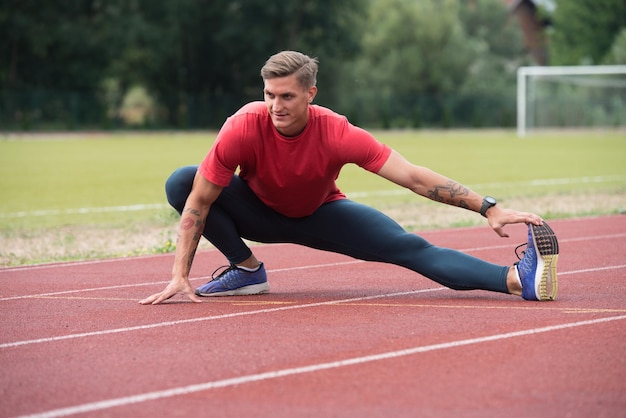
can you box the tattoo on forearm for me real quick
[181,217,195,230]
[186,248,197,272]
[181,208,205,241]
[192,219,205,241]
[427,180,470,208]
[184,208,201,217]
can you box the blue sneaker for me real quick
[195,263,269,297]
[515,222,559,301]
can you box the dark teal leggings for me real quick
[166,166,510,294]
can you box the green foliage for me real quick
[95,0,369,127]
[338,0,525,128]
[0,0,369,129]
[6,0,626,130]
[549,0,626,65]
[0,1,124,128]
[604,28,626,65]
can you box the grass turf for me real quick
[1,129,625,231]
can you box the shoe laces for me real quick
[515,243,527,261]
[210,264,237,281]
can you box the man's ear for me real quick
[308,86,318,103]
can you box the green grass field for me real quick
[1,130,625,265]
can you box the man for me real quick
[140,51,558,306]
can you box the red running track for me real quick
[1,215,625,417]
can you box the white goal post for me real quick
[517,65,626,137]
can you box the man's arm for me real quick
[376,150,543,237]
[139,173,224,305]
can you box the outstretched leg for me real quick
[281,199,510,293]
[166,167,509,293]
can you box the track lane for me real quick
[1,216,625,417]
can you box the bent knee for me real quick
[165,165,198,213]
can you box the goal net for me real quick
[517,65,626,137]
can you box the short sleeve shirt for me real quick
[199,102,392,218]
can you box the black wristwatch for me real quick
[480,196,497,217]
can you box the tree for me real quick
[549,0,626,65]
[0,0,150,128]
[339,0,526,128]
[0,0,369,129]
[0,0,144,128]
[604,28,626,65]
[108,0,369,127]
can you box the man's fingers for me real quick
[152,292,175,305]
[139,293,160,305]
[187,291,204,303]
[493,224,509,238]
[139,286,203,305]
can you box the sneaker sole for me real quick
[531,222,559,301]
[196,282,270,297]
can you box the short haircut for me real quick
[261,51,318,89]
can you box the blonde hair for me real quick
[261,51,318,89]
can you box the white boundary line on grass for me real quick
[0,203,169,218]
[17,314,626,418]
[2,175,625,218]
[347,174,626,198]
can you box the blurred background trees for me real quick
[548,0,626,65]
[1,0,624,130]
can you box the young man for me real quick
[140,51,559,306]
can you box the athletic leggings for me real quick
[165,166,510,294]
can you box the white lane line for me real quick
[2,174,625,219]
[0,288,445,349]
[457,233,626,253]
[0,261,364,301]
[559,264,626,276]
[0,253,174,273]
[17,314,626,418]
[2,257,625,304]
[0,242,291,273]
[2,230,624,300]
[3,261,625,349]
[2,231,624,276]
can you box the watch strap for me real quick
[480,197,497,217]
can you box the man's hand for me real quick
[140,174,222,306]
[139,277,204,305]
[486,206,543,238]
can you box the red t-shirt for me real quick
[199,102,392,218]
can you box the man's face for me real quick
[263,74,317,137]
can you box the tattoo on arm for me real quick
[181,207,205,241]
[186,248,197,272]
[427,180,470,208]
[177,207,206,273]
[192,219,205,241]
[183,208,201,217]
[181,217,195,230]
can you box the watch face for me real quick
[486,196,496,204]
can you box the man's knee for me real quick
[165,165,198,213]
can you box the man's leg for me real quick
[283,199,510,294]
[166,167,508,294]
[165,167,298,263]
[166,167,306,296]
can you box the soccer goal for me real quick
[517,65,626,137]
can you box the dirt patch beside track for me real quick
[1,192,624,267]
